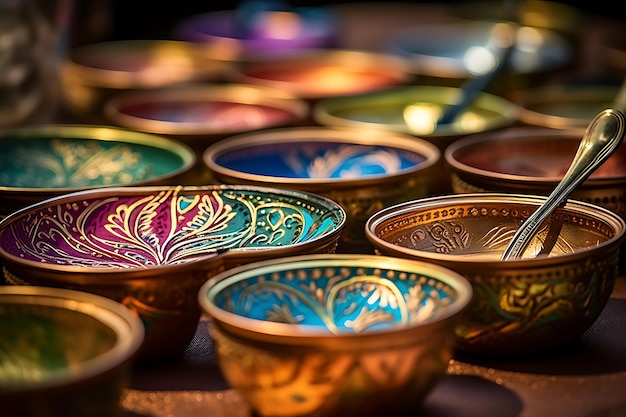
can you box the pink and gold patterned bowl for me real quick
[0,185,345,361]
[365,193,626,355]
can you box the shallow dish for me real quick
[233,48,413,101]
[61,39,234,122]
[203,126,440,253]
[199,253,472,417]
[0,286,144,417]
[0,185,345,361]
[365,193,626,355]
[0,124,195,218]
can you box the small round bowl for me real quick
[0,285,144,417]
[0,124,196,219]
[365,193,626,355]
[0,185,345,361]
[233,48,413,101]
[444,127,626,220]
[61,40,235,122]
[386,20,573,89]
[514,84,620,129]
[198,253,472,417]
[202,126,440,253]
[173,6,339,58]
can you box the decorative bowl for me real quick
[0,124,196,219]
[386,20,573,91]
[0,185,345,361]
[202,126,440,253]
[173,5,339,58]
[198,253,472,417]
[313,85,518,194]
[61,40,235,122]
[233,48,413,101]
[444,127,626,220]
[0,285,144,417]
[365,193,626,355]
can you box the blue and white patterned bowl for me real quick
[0,184,345,360]
[199,253,472,417]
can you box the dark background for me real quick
[70,0,624,45]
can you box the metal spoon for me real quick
[500,108,626,261]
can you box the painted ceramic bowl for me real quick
[0,185,345,361]
[203,126,440,253]
[313,85,518,194]
[514,84,620,129]
[233,49,413,101]
[0,286,144,417]
[199,253,472,417]
[173,4,339,57]
[444,127,626,220]
[61,40,235,122]
[386,20,573,91]
[365,193,626,355]
[0,125,196,219]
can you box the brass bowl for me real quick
[233,48,413,102]
[0,286,144,417]
[365,193,626,355]
[198,253,472,417]
[0,124,196,219]
[313,85,518,194]
[202,126,440,253]
[61,40,235,122]
[0,185,345,361]
[444,127,626,220]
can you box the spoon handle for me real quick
[500,108,626,261]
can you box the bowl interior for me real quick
[0,186,345,268]
[202,255,470,335]
[0,126,195,190]
[367,194,623,261]
[313,85,518,138]
[205,131,438,182]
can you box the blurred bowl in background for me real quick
[313,85,518,194]
[366,193,626,355]
[61,40,235,122]
[0,184,345,361]
[233,48,413,102]
[203,126,440,253]
[514,84,620,129]
[0,124,195,219]
[0,285,144,417]
[198,253,472,417]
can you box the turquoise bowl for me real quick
[0,125,196,218]
[0,185,345,361]
[199,253,472,417]
[0,286,144,417]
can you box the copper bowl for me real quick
[198,253,472,417]
[61,40,235,122]
[365,193,626,355]
[444,127,626,220]
[0,124,196,219]
[202,126,440,253]
[1,286,144,417]
[0,185,345,361]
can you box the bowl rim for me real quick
[0,124,197,193]
[365,192,626,265]
[312,85,519,138]
[198,253,473,343]
[444,126,626,184]
[0,185,347,276]
[0,285,144,392]
[202,126,441,188]
[103,83,310,137]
